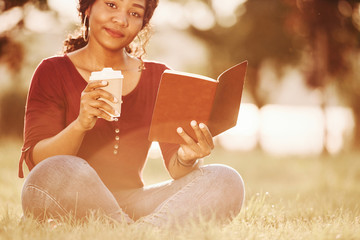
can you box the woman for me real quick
[19,0,245,227]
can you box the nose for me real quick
[112,11,129,28]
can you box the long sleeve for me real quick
[19,58,66,177]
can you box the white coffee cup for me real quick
[89,68,123,118]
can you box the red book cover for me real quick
[149,61,248,144]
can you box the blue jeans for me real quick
[21,155,245,227]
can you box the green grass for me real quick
[1,138,359,239]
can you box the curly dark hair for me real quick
[63,0,159,62]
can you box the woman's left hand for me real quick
[176,120,215,165]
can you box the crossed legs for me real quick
[21,155,245,227]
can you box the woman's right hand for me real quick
[75,80,119,131]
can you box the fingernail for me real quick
[177,127,183,133]
[113,97,118,103]
[102,80,108,86]
[199,123,205,129]
[191,120,197,127]
[114,110,120,116]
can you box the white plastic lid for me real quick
[89,68,123,80]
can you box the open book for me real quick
[148,61,248,144]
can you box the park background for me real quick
[0,0,360,239]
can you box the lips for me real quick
[105,28,125,38]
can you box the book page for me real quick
[164,70,217,83]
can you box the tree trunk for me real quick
[246,66,265,108]
[312,29,329,155]
[352,107,360,151]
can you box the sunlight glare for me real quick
[217,103,259,151]
[24,5,57,32]
[325,107,354,154]
[148,142,162,159]
[212,0,247,27]
[185,1,215,31]
[0,7,22,33]
[260,105,324,155]
[152,1,189,29]
[48,0,78,23]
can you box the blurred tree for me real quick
[1,0,48,11]
[0,88,27,138]
[0,0,49,70]
[0,0,49,137]
[182,0,360,152]
[182,0,303,107]
[296,0,360,150]
[0,35,24,72]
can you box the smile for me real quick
[105,28,125,38]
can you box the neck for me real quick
[82,42,130,71]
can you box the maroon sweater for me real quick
[19,55,178,190]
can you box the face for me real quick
[87,0,146,51]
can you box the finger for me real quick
[87,88,119,104]
[97,109,115,121]
[190,121,212,157]
[177,146,198,163]
[85,103,115,122]
[88,99,119,119]
[81,94,116,121]
[82,89,119,116]
[84,80,108,92]
[85,107,102,119]
[177,127,201,152]
[199,123,215,149]
[190,120,207,146]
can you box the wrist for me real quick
[176,155,199,168]
[72,119,89,133]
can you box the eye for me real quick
[106,2,117,9]
[130,12,141,18]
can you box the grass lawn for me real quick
[1,138,359,239]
